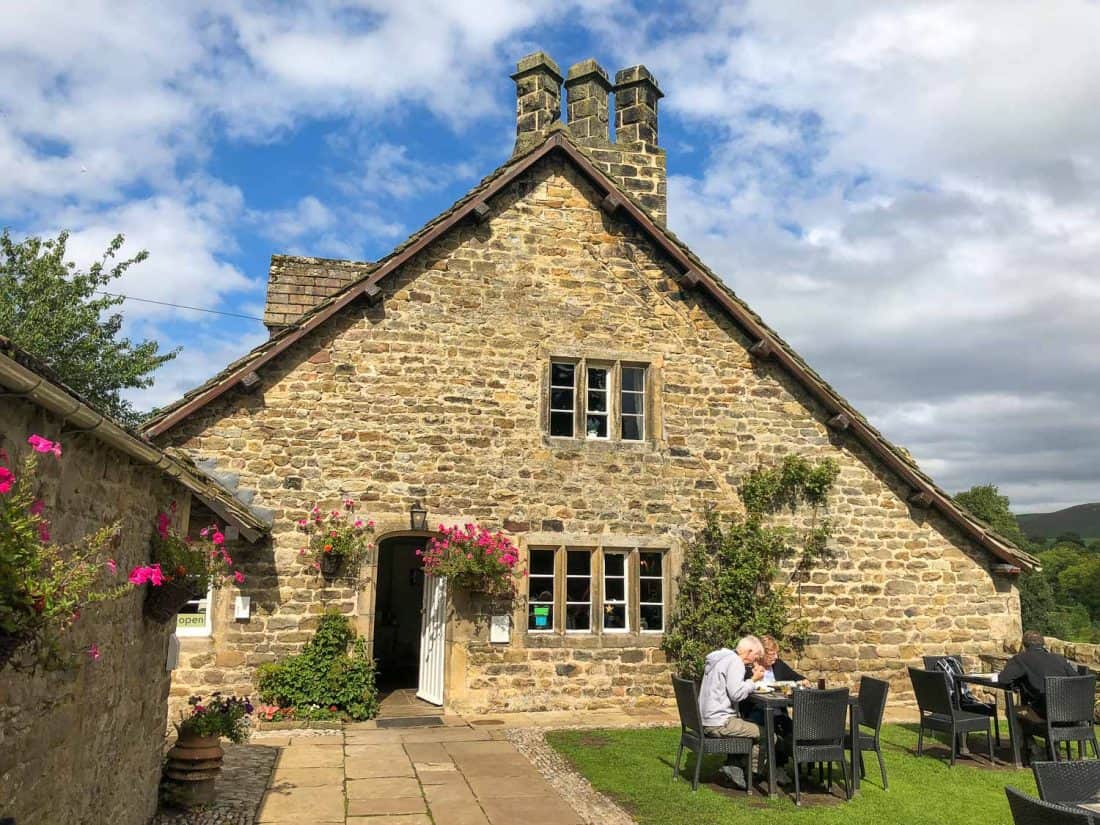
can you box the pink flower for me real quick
[106,559,117,575]
[149,564,165,586]
[0,466,14,495]
[87,644,100,661]
[366,520,375,528]
[466,553,473,560]
[354,519,363,528]
[156,512,170,539]
[234,570,245,584]
[200,527,210,538]
[212,531,225,546]
[29,499,45,516]
[27,434,62,456]
[128,564,166,586]
[38,521,50,542]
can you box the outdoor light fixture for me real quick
[410,500,428,531]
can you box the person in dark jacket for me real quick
[1001,630,1079,722]
[740,636,810,781]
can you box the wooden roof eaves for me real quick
[141,131,1035,570]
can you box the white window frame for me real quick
[602,550,629,633]
[585,365,610,440]
[527,547,556,633]
[620,365,646,442]
[175,584,213,637]
[639,551,665,633]
[549,361,577,439]
[565,549,593,633]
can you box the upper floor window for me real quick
[548,358,649,442]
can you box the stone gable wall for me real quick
[0,398,177,825]
[160,153,1020,714]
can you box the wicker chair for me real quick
[670,675,754,793]
[1032,760,1100,808]
[922,654,1000,747]
[1005,785,1096,824]
[1030,675,1100,762]
[908,667,994,766]
[845,675,889,790]
[790,687,851,805]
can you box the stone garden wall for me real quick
[0,397,177,825]
[159,152,1021,714]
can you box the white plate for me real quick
[755,684,775,693]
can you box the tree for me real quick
[953,484,1029,546]
[663,455,840,680]
[0,230,178,427]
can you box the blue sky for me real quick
[3,1,1100,512]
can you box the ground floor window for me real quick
[526,544,667,635]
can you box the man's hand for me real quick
[751,664,766,682]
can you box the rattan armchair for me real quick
[670,675,754,793]
[845,675,889,790]
[790,687,851,805]
[1032,675,1100,761]
[908,667,994,766]
[1005,785,1096,824]
[923,654,1000,746]
[1032,760,1100,808]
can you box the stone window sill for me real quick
[543,436,658,454]
[522,632,664,649]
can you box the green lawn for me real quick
[546,724,1037,825]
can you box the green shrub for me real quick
[255,611,379,721]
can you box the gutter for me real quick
[0,349,269,542]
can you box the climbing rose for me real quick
[234,570,245,584]
[0,466,13,494]
[87,644,101,661]
[27,434,62,456]
[212,531,225,546]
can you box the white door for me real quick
[416,574,447,705]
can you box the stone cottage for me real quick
[0,337,267,825]
[142,53,1036,715]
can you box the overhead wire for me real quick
[94,291,264,321]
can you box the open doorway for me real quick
[373,536,426,690]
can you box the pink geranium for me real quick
[234,570,245,584]
[128,564,166,586]
[0,465,13,494]
[27,434,62,457]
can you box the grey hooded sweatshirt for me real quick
[699,647,755,728]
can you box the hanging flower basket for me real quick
[319,552,343,579]
[144,578,199,623]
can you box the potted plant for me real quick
[0,435,128,669]
[132,509,245,622]
[298,500,374,579]
[163,693,253,808]
[418,524,520,601]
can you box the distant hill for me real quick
[1017,503,1100,540]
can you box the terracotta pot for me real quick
[162,730,224,809]
[144,579,198,623]
[0,630,30,669]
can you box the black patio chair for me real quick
[846,675,889,790]
[670,675,754,793]
[1005,785,1096,824]
[790,687,851,805]
[923,654,1000,747]
[908,666,994,766]
[1031,675,1099,762]
[1032,760,1100,807]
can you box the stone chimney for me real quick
[512,52,564,154]
[564,59,612,146]
[263,255,374,333]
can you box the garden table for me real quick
[957,673,1024,768]
[745,690,861,799]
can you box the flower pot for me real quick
[0,630,31,669]
[162,730,224,809]
[144,578,198,623]
[319,553,343,578]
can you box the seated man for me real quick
[699,635,766,790]
[740,636,807,781]
[1001,630,1078,733]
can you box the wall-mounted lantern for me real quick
[410,500,428,531]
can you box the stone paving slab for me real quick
[256,785,346,823]
[429,802,492,825]
[347,796,428,817]
[274,745,346,769]
[347,817,433,825]
[480,795,583,825]
[347,777,422,799]
[269,766,344,788]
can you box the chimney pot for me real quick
[565,59,612,146]
[511,52,563,154]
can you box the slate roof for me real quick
[139,128,1037,569]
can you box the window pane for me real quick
[530,579,555,602]
[639,552,662,574]
[604,578,625,602]
[604,553,625,576]
[621,367,645,392]
[621,393,642,414]
[586,415,608,438]
[551,362,575,386]
[640,604,663,631]
[586,390,607,412]
[621,416,642,441]
[640,578,663,603]
[603,603,627,630]
[528,603,554,631]
[550,412,574,437]
[529,549,555,576]
[587,367,608,390]
[567,551,590,575]
[566,604,590,631]
[551,388,574,410]
[566,577,591,601]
